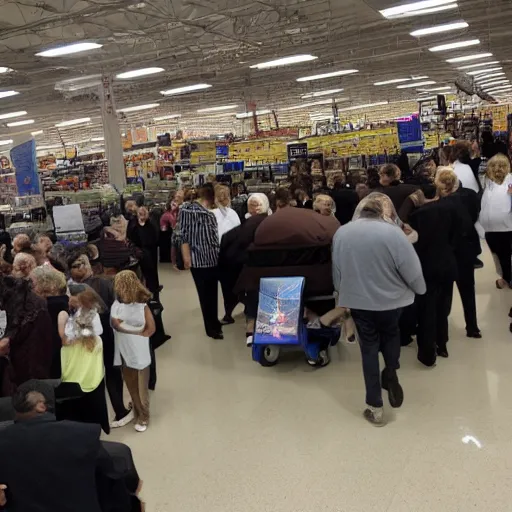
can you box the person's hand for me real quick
[0,244,6,260]
[0,484,7,506]
[0,338,9,357]
[507,184,512,195]
[183,259,191,270]
[402,223,413,236]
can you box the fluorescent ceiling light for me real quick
[36,42,102,57]
[0,90,19,99]
[417,86,452,92]
[0,139,12,145]
[118,103,160,113]
[250,54,317,69]
[479,79,510,86]
[481,81,510,89]
[391,3,458,18]
[55,117,91,127]
[31,130,43,136]
[0,67,12,74]
[374,78,411,86]
[380,0,457,19]
[457,61,499,70]
[236,110,271,119]
[116,67,164,79]
[302,89,343,98]
[0,110,27,120]
[7,119,34,127]
[467,67,502,75]
[429,39,480,52]
[446,52,492,63]
[280,99,336,111]
[416,96,438,101]
[486,85,512,92]
[153,114,181,121]
[397,80,436,88]
[160,84,212,96]
[296,69,358,82]
[338,101,388,112]
[411,21,468,37]
[197,105,238,113]
[90,137,104,141]
[37,144,63,150]
[474,73,505,81]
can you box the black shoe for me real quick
[157,285,164,292]
[474,258,484,269]
[401,336,413,347]
[220,315,235,325]
[466,330,482,339]
[508,308,512,319]
[208,332,224,340]
[436,346,449,358]
[381,369,404,408]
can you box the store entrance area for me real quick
[110,249,512,512]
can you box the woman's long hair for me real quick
[114,270,152,304]
[435,167,459,197]
[486,153,511,185]
[0,275,32,332]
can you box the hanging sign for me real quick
[11,137,40,196]
[287,142,308,161]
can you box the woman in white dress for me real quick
[111,270,156,432]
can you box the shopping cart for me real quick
[251,276,341,368]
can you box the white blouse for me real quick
[480,174,512,233]
[213,207,241,240]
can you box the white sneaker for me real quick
[134,422,148,432]
[363,406,385,427]
[246,335,253,347]
[111,409,134,429]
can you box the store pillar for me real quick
[100,75,125,190]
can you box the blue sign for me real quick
[11,139,40,196]
[216,144,229,157]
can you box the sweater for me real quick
[332,219,426,311]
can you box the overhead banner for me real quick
[287,143,308,161]
[10,137,40,196]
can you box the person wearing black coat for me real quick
[330,187,360,225]
[375,163,418,212]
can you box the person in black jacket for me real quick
[376,163,418,212]
[0,380,137,512]
[330,179,360,226]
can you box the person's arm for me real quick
[93,313,103,336]
[141,305,156,338]
[58,310,72,345]
[179,209,192,270]
[331,231,342,295]
[394,231,426,295]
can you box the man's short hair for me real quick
[198,184,215,204]
[12,380,55,414]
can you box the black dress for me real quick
[128,222,160,297]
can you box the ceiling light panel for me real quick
[118,103,160,112]
[467,67,503,75]
[197,105,238,113]
[380,0,456,19]
[153,114,181,121]
[36,42,102,57]
[0,111,27,120]
[0,91,19,99]
[55,117,91,127]
[250,54,317,69]
[0,67,12,74]
[236,110,271,119]
[397,80,437,88]
[474,73,505,81]
[0,139,13,145]
[302,89,344,98]
[416,86,452,92]
[338,101,389,112]
[457,61,499,70]
[7,119,34,127]
[429,39,480,52]
[374,78,411,85]
[160,84,212,96]
[479,79,510,87]
[296,70,358,82]
[31,130,43,136]
[116,67,164,79]
[446,53,492,63]
[280,99,337,111]
[410,21,468,37]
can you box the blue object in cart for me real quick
[251,277,341,367]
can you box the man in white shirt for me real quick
[451,142,480,193]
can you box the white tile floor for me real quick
[108,247,512,512]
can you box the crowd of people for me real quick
[0,133,510,507]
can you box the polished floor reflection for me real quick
[108,247,512,512]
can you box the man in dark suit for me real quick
[0,380,138,512]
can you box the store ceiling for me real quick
[0,0,510,145]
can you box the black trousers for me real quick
[455,257,479,333]
[191,266,222,336]
[416,281,453,366]
[486,231,512,284]
[399,302,417,346]
[159,229,172,263]
[219,265,241,318]
[351,308,402,408]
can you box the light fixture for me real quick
[197,105,238,113]
[338,101,388,112]
[486,85,512,92]
[0,91,19,99]
[0,67,12,74]
[116,67,164,79]
[160,84,212,96]
[416,86,452,92]
[429,39,480,52]
[380,0,457,19]
[296,69,358,82]
[36,42,102,57]
[0,139,12,146]
[374,78,411,86]
[467,67,503,75]
[55,117,91,127]
[118,103,160,113]
[153,114,181,121]
[90,137,104,141]
[457,61,499,70]
[37,144,63,150]
[474,73,505,81]
[480,80,510,88]
[397,80,437,88]
[280,99,336,111]
[236,110,271,119]
[302,89,343,98]
[6,119,34,127]
[416,95,438,101]
[250,54,318,69]
[446,52,492,63]
[0,110,27,120]
[410,21,468,37]
[31,130,43,136]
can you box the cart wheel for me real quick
[307,349,330,368]
[260,345,280,367]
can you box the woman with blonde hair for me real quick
[479,153,512,289]
[213,184,240,241]
[111,270,155,433]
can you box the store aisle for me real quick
[108,247,512,512]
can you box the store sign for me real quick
[11,137,40,196]
[287,143,308,161]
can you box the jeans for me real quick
[351,308,402,408]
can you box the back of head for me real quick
[452,141,471,164]
[214,184,231,208]
[198,184,215,207]
[353,192,399,224]
[435,167,459,196]
[12,252,37,279]
[439,145,453,166]
[114,269,152,304]
[313,194,335,216]
[31,266,67,298]
[486,153,511,185]
[378,164,401,186]
[415,158,437,182]
[12,379,55,418]
[275,187,291,209]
